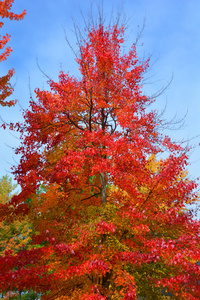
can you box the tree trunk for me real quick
[100,172,107,205]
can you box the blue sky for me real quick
[0,0,200,186]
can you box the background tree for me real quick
[0,174,17,203]
[0,175,39,299]
[0,0,25,107]
[0,13,199,300]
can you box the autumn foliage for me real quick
[0,175,37,299]
[0,0,25,106]
[0,21,199,300]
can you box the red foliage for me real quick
[0,23,199,299]
[0,0,26,106]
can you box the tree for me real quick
[0,0,25,107]
[0,174,17,203]
[0,21,199,300]
[0,175,39,300]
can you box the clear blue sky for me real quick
[0,0,200,185]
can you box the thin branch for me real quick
[80,192,100,202]
[65,112,85,131]
[148,73,174,100]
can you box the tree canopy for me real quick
[0,7,199,300]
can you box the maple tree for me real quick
[0,0,25,106]
[0,21,199,299]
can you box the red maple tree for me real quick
[0,22,199,300]
[0,0,25,107]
